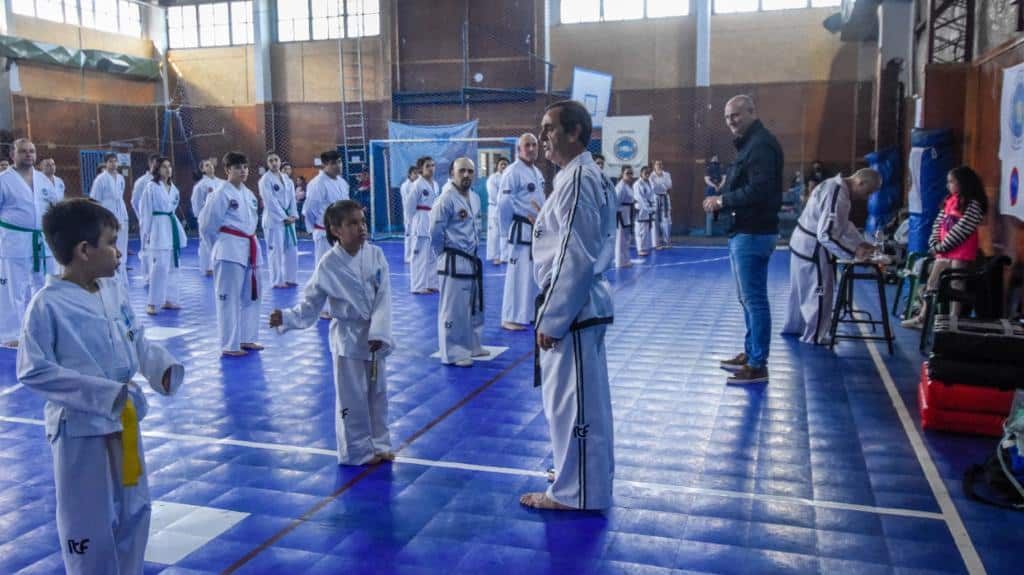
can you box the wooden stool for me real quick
[828,259,895,354]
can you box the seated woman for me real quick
[902,165,988,329]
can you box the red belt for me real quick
[416,206,432,211]
[314,224,326,230]
[219,226,259,300]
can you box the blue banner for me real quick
[387,120,479,190]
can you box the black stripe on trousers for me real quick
[572,330,587,509]
[812,244,825,344]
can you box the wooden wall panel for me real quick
[964,36,1024,263]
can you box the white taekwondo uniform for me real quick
[533,150,616,510]
[782,175,865,344]
[485,169,505,262]
[90,170,128,286]
[408,175,440,293]
[430,183,485,365]
[650,170,673,246]
[302,171,350,266]
[614,179,635,268]
[131,173,153,278]
[401,177,417,264]
[259,170,299,286]
[632,177,656,254]
[0,167,62,344]
[498,159,545,325]
[17,276,183,575]
[141,180,187,308]
[191,175,220,274]
[277,242,393,465]
[199,180,265,353]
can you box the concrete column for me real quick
[253,0,273,104]
[695,0,710,87]
[0,0,15,133]
[144,3,171,105]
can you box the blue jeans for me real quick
[729,233,776,369]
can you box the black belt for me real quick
[532,287,614,387]
[508,214,533,246]
[439,247,483,312]
[616,212,634,229]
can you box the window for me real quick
[312,0,345,40]
[810,0,841,6]
[278,0,311,42]
[199,2,231,47]
[92,0,119,33]
[560,0,600,23]
[118,1,141,38]
[713,0,759,14]
[168,5,199,49]
[603,1,643,21]
[36,0,66,23]
[559,0,689,23]
[646,0,689,18]
[231,1,254,46]
[12,0,141,37]
[64,0,80,25]
[277,1,382,43]
[347,0,380,37]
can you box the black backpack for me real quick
[963,416,1024,510]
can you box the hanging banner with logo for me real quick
[601,115,651,178]
[1000,62,1024,222]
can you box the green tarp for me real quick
[0,34,160,81]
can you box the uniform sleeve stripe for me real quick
[537,166,583,328]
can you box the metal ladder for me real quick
[338,23,368,186]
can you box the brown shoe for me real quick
[727,365,769,385]
[719,352,747,372]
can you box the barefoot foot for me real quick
[146,305,158,315]
[519,492,575,510]
[240,342,264,351]
[221,350,247,357]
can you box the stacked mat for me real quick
[920,316,1024,436]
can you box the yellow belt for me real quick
[120,397,141,486]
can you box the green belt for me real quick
[284,221,298,248]
[151,211,181,268]
[0,219,46,273]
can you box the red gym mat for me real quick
[919,363,1015,415]
[918,364,1009,436]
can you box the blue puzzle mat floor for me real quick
[1,239,1020,574]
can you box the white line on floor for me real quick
[0,383,23,397]
[860,324,986,574]
[0,414,948,520]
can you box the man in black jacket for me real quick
[703,95,783,385]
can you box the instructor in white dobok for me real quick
[499,134,545,330]
[521,100,616,511]
[485,156,509,264]
[782,168,880,344]
[0,139,62,348]
[650,160,673,249]
[430,158,491,367]
[259,152,300,289]
[614,165,636,268]
[90,153,129,286]
[633,165,656,256]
